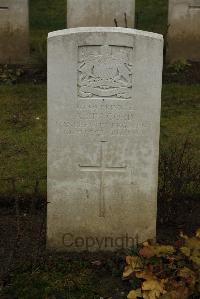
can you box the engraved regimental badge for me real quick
[78,45,133,99]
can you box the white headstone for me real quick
[67,0,135,28]
[48,28,163,251]
[0,0,29,64]
[168,0,200,62]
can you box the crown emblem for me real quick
[78,45,133,99]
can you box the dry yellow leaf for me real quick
[190,254,200,266]
[127,289,142,299]
[196,228,200,239]
[180,232,188,240]
[126,256,134,264]
[185,237,200,250]
[153,245,175,257]
[180,246,191,257]
[139,246,155,258]
[142,279,165,292]
[123,256,143,278]
[142,279,166,299]
[143,241,150,247]
[171,287,189,299]
[179,266,195,277]
[181,236,200,265]
[158,293,174,299]
[179,267,196,287]
[159,288,189,299]
[143,290,165,299]
[140,243,175,258]
[123,265,135,278]
[136,271,156,281]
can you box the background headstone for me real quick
[67,0,135,28]
[48,28,163,251]
[0,0,29,64]
[168,0,200,62]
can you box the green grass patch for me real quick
[2,254,123,299]
[28,0,168,50]
[28,0,169,69]
[161,84,200,148]
[136,0,168,34]
[30,0,66,31]
[0,84,46,194]
[29,0,66,59]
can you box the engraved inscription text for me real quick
[79,141,127,217]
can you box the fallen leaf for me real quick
[180,246,191,257]
[139,246,155,259]
[142,279,166,299]
[159,288,189,299]
[185,237,200,250]
[127,289,142,299]
[136,271,156,281]
[154,245,175,257]
[190,252,200,266]
[171,286,189,299]
[124,265,136,278]
[140,244,175,258]
[91,260,102,266]
[196,228,200,239]
[179,267,196,287]
[123,256,143,278]
[143,241,150,247]
[180,232,188,240]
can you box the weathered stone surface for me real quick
[67,0,135,28]
[47,28,163,251]
[0,0,29,64]
[168,0,200,62]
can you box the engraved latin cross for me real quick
[0,6,8,10]
[79,141,127,217]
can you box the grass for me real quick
[1,254,125,299]
[136,0,168,34]
[159,84,200,203]
[28,0,168,50]
[0,84,46,194]
[161,84,200,145]
[29,0,66,50]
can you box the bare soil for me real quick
[0,193,199,278]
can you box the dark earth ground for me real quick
[1,192,199,263]
[0,193,199,298]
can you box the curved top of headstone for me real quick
[48,27,163,41]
